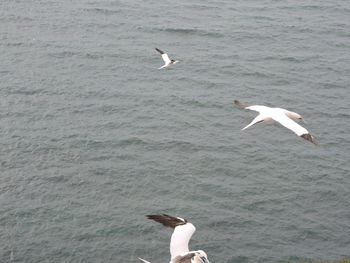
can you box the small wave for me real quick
[117,137,147,147]
[321,83,346,90]
[49,51,105,59]
[49,51,78,58]
[242,71,272,78]
[0,15,33,23]
[83,8,120,15]
[5,42,25,47]
[150,139,200,153]
[251,15,275,21]
[8,88,45,95]
[262,56,311,63]
[280,56,303,62]
[171,95,208,108]
[278,5,333,11]
[45,175,69,183]
[156,27,224,38]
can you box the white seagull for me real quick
[234,100,319,145]
[155,48,180,69]
[138,214,211,263]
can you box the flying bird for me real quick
[234,100,319,145]
[138,214,210,263]
[155,48,180,69]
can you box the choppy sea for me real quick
[1,0,350,262]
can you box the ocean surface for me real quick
[1,0,350,262]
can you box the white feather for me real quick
[271,111,309,136]
[161,53,171,64]
[170,223,196,260]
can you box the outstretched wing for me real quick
[161,53,171,64]
[147,214,187,228]
[155,48,171,64]
[170,223,196,259]
[271,112,318,145]
[241,114,266,130]
[234,100,269,113]
[147,214,196,259]
[155,48,166,54]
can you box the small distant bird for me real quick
[138,214,211,263]
[155,48,180,69]
[234,100,319,145]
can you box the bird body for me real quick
[234,100,318,145]
[139,214,210,263]
[155,48,180,69]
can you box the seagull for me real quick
[155,48,180,69]
[234,100,319,145]
[138,214,211,263]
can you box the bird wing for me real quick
[161,53,171,64]
[272,112,318,145]
[245,105,271,113]
[147,214,196,260]
[271,112,309,136]
[242,114,266,130]
[155,48,171,64]
[234,100,269,113]
[155,48,166,54]
[147,214,187,228]
[170,223,196,259]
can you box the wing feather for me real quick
[274,114,318,145]
[147,214,186,228]
[170,223,196,259]
[242,114,266,130]
[234,100,269,113]
[155,48,165,54]
[147,214,195,260]
[271,112,309,136]
[161,53,171,64]
[155,48,171,64]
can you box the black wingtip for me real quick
[146,214,187,228]
[155,48,165,54]
[234,100,249,108]
[301,134,319,146]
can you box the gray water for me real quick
[1,0,350,262]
